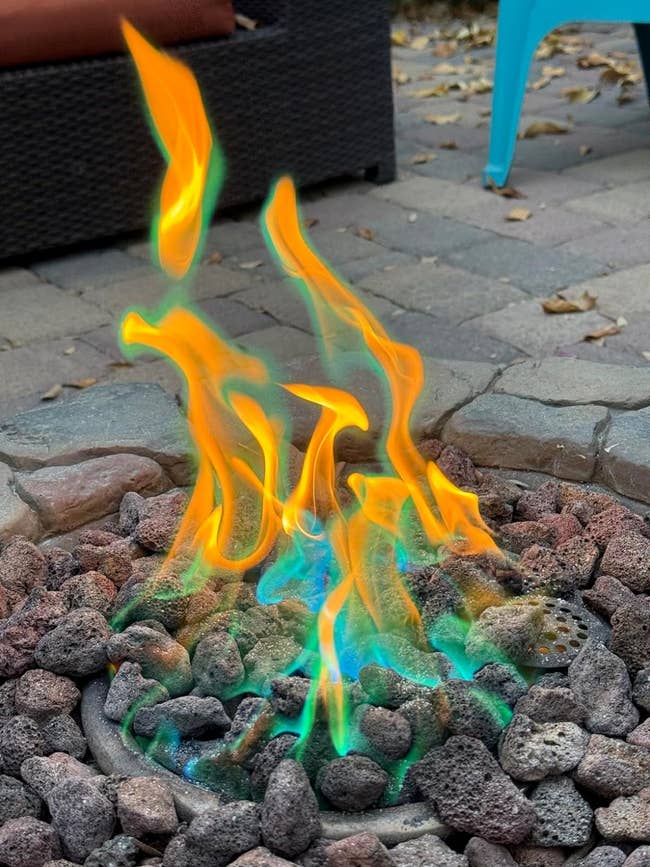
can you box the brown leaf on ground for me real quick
[108,361,134,369]
[63,346,75,356]
[522,120,570,139]
[206,251,223,265]
[506,208,532,222]
[577,52,612,68]
[579,144,592,156]
[561,85,599,104]
[409,152,437,164]
[393,68,411,85]
[584,324,621,342]
[410,83,449,98]
[234,13,257,30]
[641,351,650,362]
[303,217,319,228]
[65,377,98,389]
[433,40,458,58]
[487,179,525,199]
[425,112,461,125]
[391,29,410,47]
[239,260,263,269]
[356,227,375,241]
[542,291,597,314]
[431,62,462,75]
[409,35,430,51]
[618,87,636,105]
[41,384,63,401]
[439,140,457,150]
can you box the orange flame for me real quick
[122,19,215,279]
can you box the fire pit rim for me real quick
[81,675,450,845]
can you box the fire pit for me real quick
[2,18,650,867]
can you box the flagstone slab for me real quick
[0,463,40,542]
[600,408,650,503]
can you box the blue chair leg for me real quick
[483,0,563,188]
[634,23,650,104]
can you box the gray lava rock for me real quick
[34,609,110,677]
[601,533,650,592]
[162,835,190,867]
[0,715,45,775]
[40,715,86,759]
[575,734,650,798]
[627,719,650,749]
[574,847,627,867]
[499,714,589,781]
[224,698,273,761]
[133,695,231,739]
[398,697,445,754]
[433,679,508,748]
[610,601,650,674]
[186,802,261,866]
[391,834,468,866]
[358,706,412,760]
[117,777,178,836]
[0,590,69,679]
[515,684,586,724]
[251,735,299,799]
[512,844,565,866]
[569,640,639,735]
[192,632,245,698]
[583,575,637,620]
[465,837,517,867]
[230,849,297,866]
[14,670,80,722]
[260,760,320,858]
[84,835,139,867]
[103,661,169,722]
[0,817,61,867]
[623,848,650,866]
[414,735,535,844]
[244,637,302,694]
[358,664,428,708]
[530,776,593,847]
[327,833,394,866]
[634,668,650,712]
[595,789,650,842]
[473,663,528,707]
[20,753,97,800]
[120,574,190,633]
[318,755,388,812]
[0,774,41,824]
[106,624,193,696]
[0,680,17,721]
[465,602,543,664]
[270,678,311,718]
[47,778,115,862]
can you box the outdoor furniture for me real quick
[0,0,395,260]
[483,0,650,187]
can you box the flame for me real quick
[120,23,504,759]
[122,19,219,279]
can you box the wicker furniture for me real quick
[0,0,395,260]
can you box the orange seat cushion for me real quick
[0,0,236,67]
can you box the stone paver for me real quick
[0,283,110,344]
[0,464,40,542]
[32,249,149,291]
[601,409,650,502]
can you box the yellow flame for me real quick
[122,19,214,279]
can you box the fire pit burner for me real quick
[513,596,609,668]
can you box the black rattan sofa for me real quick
[1,0,395,260]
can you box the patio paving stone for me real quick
[0,283,110,344]
[0,463,40,542]
[32,249,149,291]
[601,408,650,501]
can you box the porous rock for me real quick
[47,778,115,862]
[575,734,650,798]
[569,640,639,735]
[84,834,139,867]
[465,837,517,867]
[40,715,86,760]
[358,705,413,760]
[230,848,297,866]
[600,532,650,592]
[595,788,650,842]
[106,624,193,696]
[610,600,650,674]
[59,572,116,615]
[103,661,169,722]
[192,632,245,698]
[318,755,388,812]
[499,714,589,781]
[464,602,543,664]
[634,668,650,713]
[583,575,637,619]
[34,608,110,677]
[117,777,178,836]
[391,833,468,866]
[574,847,627,867]
[186,801,261,866]
[432,679,507,748]
[133,696,231,739]
[20,753,97,800]
[251,734,299,800]
[0,817,61,867]
[260,760,320,858]
[326,833,395,867]
[0,774,41,824]
[0,590,68,678]
[514,684,585,724]
[0,715,45,775]
[14,670,79,722]
[0,537,47,596]
[530,775,593,847]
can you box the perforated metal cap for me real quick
[512,596,610,668]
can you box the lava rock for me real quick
[611,599,650,675]
[0,537,47,596]
[514,684,586,724]
[0,590,68,678]
[0,817,61,867]
[44,547,78,591]
[473,663,528,707]
[465,837,517,867]
[60,572,116,616]
[260,759,320,858]
[539,512,583,546]
[133,696,231,739]
[224,698,274,762]
[243,637,302,694]
[14,670,80,722]
[73,541,132,588]
[0,715,45,775]
[106,624,193,696]
[251,735,299,799]
[162,835,191,867]
[634,668,650,713]
[34,608,110,677]
[500,521,555,554]
[358,664,427,708]
[230,849,297,866]
[120,574,190,633]
[512,844,565,866]
[47,778,115,862]
[103,661,169,722]
[84,834,139,867]
[627,719,650,749]
[270,678,311,718]
[530,775,593,847]
[516,481,559,522]
[518,545,575,596]
[595,788,650,842]
[20,753,97,800]
[186,801,261,866]
[390,834,468,866]
[358,706,412,760]
[583,575,637,619]
[0,680,17,721]
[575,734,650,798]
[601,533,650,592]
[397,697,445,754]
[622,848,650,866]
[574,846,627,867]
[555,534,600,586]
[192,632,245,698]
[585,505,648,548]
[432,680,507,748]
[0,774,41,824]
[317,755,388,812]
[499,714,589,781]
[130,490,187,553]
[326,833,395,867]
[414,735,535,844]
[465,602,543,664]
[569,640,639,735]
[117,777,178,836]
[40,715,86,759]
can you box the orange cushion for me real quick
[0,0,236,67]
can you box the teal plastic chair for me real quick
[483,0,650,187]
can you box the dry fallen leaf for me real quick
[642,351,650,362]
[409,152,437,164]
[65,377,97,389]
[431,62,461,75]
[487,179,525,199]
[410,83,449,98]
[206,251,223,265]
[63,346,75,356]
[391,30,410,47]
[108,361,134,369]
[579,144,592,156]
[561,85,599,104]
[433,40,458,58]
[523,120,570,139]
[425,112,461,125]
[234,13,257,30]
[393,68,411,85]
[239,260,263,270]
[41,384,63,401]
[506,207,532,222]
[409,35,430,51]
[577,52,612,69]
[439,140,458,150]
[542,291,597,314]
[584,324,621,341]
[617,316,628,328]
[303,217,319,229]
[356,227,375,241]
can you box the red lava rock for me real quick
[116,777,179,836]
[0,537,47,596]
[43,548,78,592]
[518,545,574,596]
[14,670,80,722]
[516,481,559,522]
[600,532,650,593]
[0,817,61,867]
[73,542,133,587]
[76,528,123,547]
[60,572,117,615]
[133,490,188,553]
[538,512,583,547]
[583,576,638,620]
[436,444,479,489]
[0,590,68,678]
[558,483,616,519]
[585,505,648,549]
[627,719,650,749]
[555,534,600,588]
[610,600,650,674]
[326,833,394,867]
[500,522,555,554]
